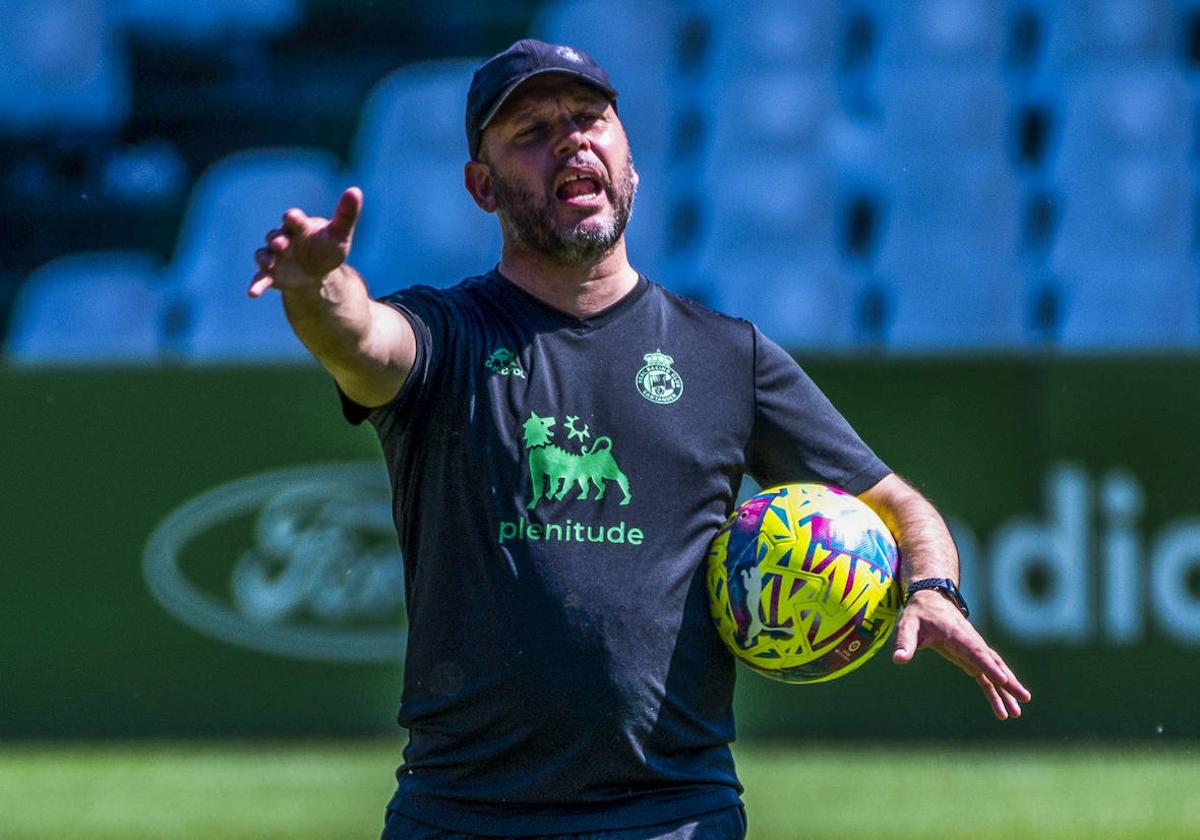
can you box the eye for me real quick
[515,122,547,141]
[575,110,602,129]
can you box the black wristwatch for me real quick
[904,578,970,618]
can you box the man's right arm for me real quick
[250,187,415,408]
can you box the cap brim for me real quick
[479,68,619,134]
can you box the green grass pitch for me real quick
[1,740,1197,839]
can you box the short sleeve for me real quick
[338,286,445,428]
[745,326,889,494]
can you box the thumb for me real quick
[892,612,919,665]
[326,186,363,241]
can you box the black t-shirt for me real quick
[344,270,889,835]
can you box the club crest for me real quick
[635,349,683,405]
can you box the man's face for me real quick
[476,76,637,264]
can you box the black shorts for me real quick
[381,804,747,840]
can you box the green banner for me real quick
[3,359,1198,741]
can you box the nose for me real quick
[552,117,590,158]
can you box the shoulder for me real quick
[376,274,500,334]
[648,280,757,344]
[378,273,493,311]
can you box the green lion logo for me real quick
[521,411,632,510]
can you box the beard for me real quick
[491,155,637,265]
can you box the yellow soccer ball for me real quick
[707,483,901,683]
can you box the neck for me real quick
[497,237,639,319]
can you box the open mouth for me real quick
[555,171,604,203]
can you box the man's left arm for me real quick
[858,473,1032,720]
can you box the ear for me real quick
[464,160,498,213]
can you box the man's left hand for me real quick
[892,590,1032,720]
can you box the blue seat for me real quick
[877,250,1031,349]
[1053,257,1200,349]
[704,0,841,71]
[117,0,300,42]
[349,60,502,292]
[698,156,840,264]
[873,72,1010,162]
[877,159,1023,259]
[874,159,1029,348]
[166,147,342,361]
[1047,68,1194,164]
[692,153,859,347]
[1052,159,1193,261]
[870,0,1007,70]
[699,252,859,349]
[0,0,130,136]
[1037,0,1177,74]
[865,0,1009,164]
[6,251,165,364]
[703,69,840,161]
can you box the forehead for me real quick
[489,75,614,126]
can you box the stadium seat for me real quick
[877,159,1023,261]
[703,0,841,71]
[698,252,859,349]
[873,72,1011,162]
[349,60,503,292]
[871,0,1007,69]
[697,156,841,264]
[1052,159,1193,261]
[691,153,860,347]
[166,147,342,361]
[1037,0,1177,73]
[5,251,165,364]
[1047,68,1195,164]
[116,0,301,42]
[703,70,840,161]
[1052,257,1200,349]
[874,160,1029,348]
[0,0,130,136]
[877,250,1031,349]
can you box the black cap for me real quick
[466,39,618,160]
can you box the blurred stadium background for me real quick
[3,0,1200,837]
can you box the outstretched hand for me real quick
[893,591,1032,720]
[250,187,363,297]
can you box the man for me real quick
[251,39,1030,840]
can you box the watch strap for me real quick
[904,578,970,618]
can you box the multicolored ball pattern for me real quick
[706,483,902,684]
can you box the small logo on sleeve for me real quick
[485,347,526,379]
[635,349,683,404]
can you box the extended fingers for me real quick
[281,208,307,233]
[264,227,290,253]
[949,635,1032,702]
[248,271,274,298]
[251,230,286,296]
[251,227,289,296]
[254,247,275,271]
[327,187,363,240]
[975,673,1010,720]
[940,636,1031,719]
[976,673,1027,720]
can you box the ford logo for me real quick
[143,463,407,663]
